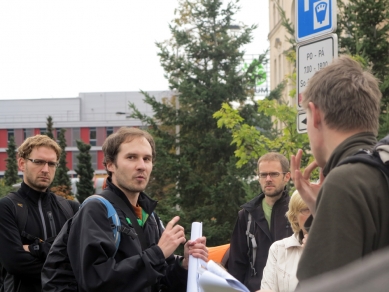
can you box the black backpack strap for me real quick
[5,192,28,235]
[54,195,74,219]
[100,190,148,250]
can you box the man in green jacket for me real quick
[291,56,389,282]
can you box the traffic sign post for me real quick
[296,34,338,110]
[297,111,307,134]
[296,0,336,43]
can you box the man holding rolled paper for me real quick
[43,127,208,292]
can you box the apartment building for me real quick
[0,91,172,177]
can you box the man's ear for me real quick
[308,102,322,129]
[18,158,25,172]
[106,161,115,174]
[284,171,291,182]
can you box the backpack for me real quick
[41,194,122,292]
[337,135,389,182]
[5,192,74,241]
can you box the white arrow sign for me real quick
[297,111,307,134]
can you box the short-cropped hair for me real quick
[18,135,62,160]
[102,127,156,177]
[257,152,290,173]
[286,190,308,233]
[302,55,381,135]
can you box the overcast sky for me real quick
[0,0,269,100]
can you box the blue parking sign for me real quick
[296,0,336,42]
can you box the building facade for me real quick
[268,0,296,106]
[0,91,172,177]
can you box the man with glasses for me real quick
[228,152,293,291]
[0,135,79,292]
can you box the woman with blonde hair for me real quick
[259,190,310,292]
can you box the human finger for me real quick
[302,160,319,181]
[165,216,180,230]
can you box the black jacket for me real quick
[67,179,188,292]
[0,182,79,292]
[228,190,292,292]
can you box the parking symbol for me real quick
[314,0,329,29]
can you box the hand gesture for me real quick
[158,216,186,258]
[291,149,324,216]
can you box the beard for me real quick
[262,184,284,197]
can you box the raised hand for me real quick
[291,149,324,216]
[158,216,186,258]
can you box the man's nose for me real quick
[136,159,146,169]
[41,162,50,172]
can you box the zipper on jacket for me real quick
[38,196,48,240]
[47,211,56,237]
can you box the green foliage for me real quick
[45,116,54,139]
[337,0,389,138]
[129,0,267,246]
[4,136,19,186]
[75,140,95,203]
[214,97,310,167]
[0,178,14,198]
[52,128,72,194]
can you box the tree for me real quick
[52,128,72,195]
[0,179,14,198]
[129,0,271,246]
[337,0,389,138]
[75,140,95,203]
[4,136,19,186]
[45,116,54,139]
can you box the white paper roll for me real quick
[186,222,203,292]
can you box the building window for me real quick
[56,129,62,143]
[106,127,113,137]
[23,129,33,140]
[40,128,46,135]
[72,151,79,169]
[91,151,97,170]
[72,128,80,147]
[90,127,97,146]
[7,129,14,142]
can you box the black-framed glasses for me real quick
[299,208,311,216]
[258,172,288,179]
[27,158,59,168]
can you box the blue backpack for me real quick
[80,195,121,251]
[41,193,123,292]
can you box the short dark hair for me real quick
[302,55,381,135]
[257,152,289,173]
[102,127,156,177]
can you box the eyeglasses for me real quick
[27,158,59,168]
[258,172,288,179]
[299,208,311,216]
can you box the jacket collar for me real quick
[284,233,302,248]
[105,177,158,214]
[241,188,289,213]
[18,181,50,205]
[323,132,377,177]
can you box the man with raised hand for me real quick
[63,127,208,292]
[291,56,389,283]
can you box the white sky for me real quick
[0,0,269,100]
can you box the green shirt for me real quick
[262,199,272,229]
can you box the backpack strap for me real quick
[54,195,74,219]
[100,190,148,251]
[81,195,121,252]
[246,212,257,276]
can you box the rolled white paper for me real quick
[186,222,203,292]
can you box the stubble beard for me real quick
[263,185,284,198]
